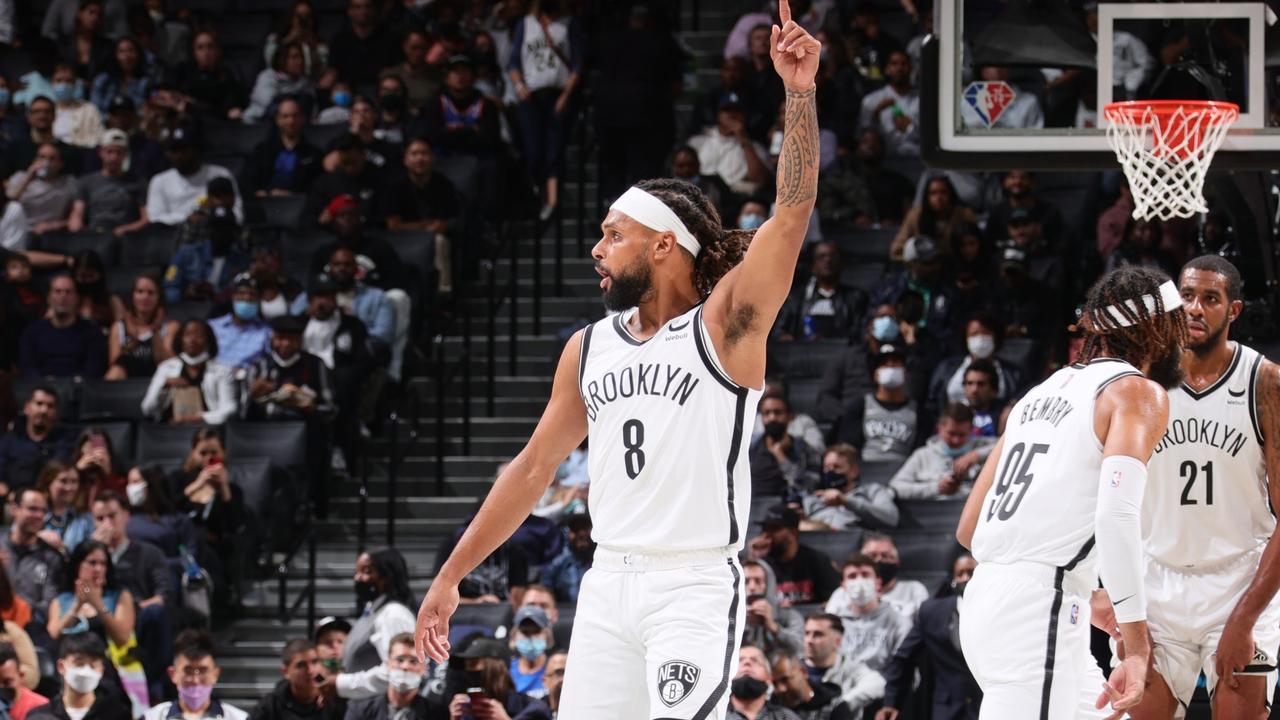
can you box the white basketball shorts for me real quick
[558,546,745,720]
[960,561,1113,720]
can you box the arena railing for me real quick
[276,527,317,629]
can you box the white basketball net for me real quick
[1104,102,1238,221]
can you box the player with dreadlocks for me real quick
[415,2,821,717]
[957,266,1187,719]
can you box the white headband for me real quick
[1093,280,1183,328]
[610,187,701,257]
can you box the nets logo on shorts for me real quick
[657,660,700,707]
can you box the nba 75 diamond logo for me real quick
[963,81,1015,127]
[657,660,700,707]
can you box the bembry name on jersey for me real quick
[584,362,700,422]
[1018,394,1075,427]
[1153,416,1250,457]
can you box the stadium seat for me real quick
[787,378,822,417]
[829,228,896,261]
[897,499,966,530]
[451,603,513,633]
[254,195,308,230]
[225,421,307,471]
[222,49,263,93]
[305,124,348,151]
[119,226,178,268]
[434,156,480,198]
[553,604,576,647]
[205,122,266,158]
[12,376,80,419]
[282,229,334,278]
[168,300,214,322]
[799,530,863,567]
[211,155,246,181]
[63,421,135,465]
[34,232,118,265]
[230,457,273,516]
[890,530,963,575]
[881,153,925,187]
[903,571,949,596]
[78,379,152,421]
[997,337,1038,380]
[137,423,201,463]
[791,602,825,618]
[213,13,272,48]
[841,261,887,293]
[769,340,848,380]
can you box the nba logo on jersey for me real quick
[656,660,700,707]
[962,81,1015,127]
[1070,603,1079,625]
[1111,470,1122,488]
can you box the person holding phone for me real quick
[73,428,126,502]
[168,428,249,610]
[441,635,549,720]
[248,639,337,720]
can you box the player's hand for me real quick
[415,581,459,663]
[769,0,820,92]
[1096,654,1146,720]
[1214,617,1256,691]
[874,709,900,720]
[1089,589,1121,642]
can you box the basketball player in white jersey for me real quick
[1098,255,1280,719]
[412,4,821,718]
[956,266,1189,720]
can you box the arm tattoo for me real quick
[776,86,819,207]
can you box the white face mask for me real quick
[179,351,210,365]
[126,482,148,508]
[843,576,877,606]
[270,350,300,368]
[386,668,421,693]
[967,334,996,359]
[875,366,906,389]
[64,664,102,694]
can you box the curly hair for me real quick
[1076,266,1188,370]
[632,178,753,298]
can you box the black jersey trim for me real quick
[1070,357,1131,369]
[577,324,594,400]
[1182,343,1243,400]
[725,390,747,546]
[692,305,743,393]
[1248,351,1265,447]
[611,311,647,346]
[1040,537,1095,719]
[1094,370,1143,399]
[689,559,740,720]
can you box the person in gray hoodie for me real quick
[888,403,995,501]
[802,443,898,530]
[742,558,805,655]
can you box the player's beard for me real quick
[601,252,654,312]
[1187,313,1230,356]
[1147,339,1186,389]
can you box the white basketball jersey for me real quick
[578,304,763,552]
[1144,343,1269,569]
[972,358,1145,575]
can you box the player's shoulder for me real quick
[1100,372,1169,410]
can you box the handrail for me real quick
[386,389,423,546]
[276,528,317,628]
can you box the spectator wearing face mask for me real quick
[823,555,911,673]
[802,614,884,716]
[29,633,128,720]
[802,444,897,531]
[876,555,981,720]
[773,242,868,343]
[927,312,1020,414]
[208,274,272,369]
[144,630,247,720]
[343,633,429,720]
[859,535,929,622]
[727,645,799,720]
[507,607,553,700]
[836,346,918,464]
[741,559,804,655]
[889,404,995,502]
[439,635,550,720]
[750,395,821,500]
[770,649,854,720]
[541,512,592,604]
[0,641,48,720]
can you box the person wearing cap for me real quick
[68,128,146,236]
[305,134,384,229]
[802,443,897,531]
[773,241,868,343]
[695,57,759,143]
[292,246,393,352]
[754,504,842,605]
[244,97,323,198]
[687,94,770,196]
[141,318,238,424]
[421,54,502,158]
[86,95,166,182]
[540,513,592,604]
[250,639,340,720]
[145,124,242,225]
[990,245,1061,351]
[311,618,350,717]
[209,274,272,369]
[1002,204,1065,291]
[507,607,553,700]
[873,233,955,347]
[163,199,252,304]
[438,634,551,720]
[984,170,1066,253]
[298,273,376,466]
[243,314,334,421]
[889,402,996,502]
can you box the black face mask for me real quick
[354,580,379,607]
[571,541,595,562]
[876,561,900,585]
[730,676,769,701]
[379,93,406,114]
[763,421,788,441]
[819,471,846,489]
[950,580,968,597]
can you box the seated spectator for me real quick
[670,145,736,221]
[990,247,1061,352]
[47,541,135,649]
[94,96,166,182]
[774,242,868,342]
[312,618,348,715]
[0,76,26,150]
[2,489,64,617]
[802,614,885,715]
[1105,216,1179,278]
[742,559,803,655]
[836,345,919,464]
[507,607,552,700]
[141,319,238,425]
[1097,182,1134,259]
[439,635,549,720]
[860,535,930,622]
[333,549,415,697]
[166,30,247,121]
[542,649,566,718]
[686,97,770,197]
[877,555,981,720]
[823,555,911,672]
[293,246,394,352]
[741,22,785,137]
[432,512,531,609]
[297,276,376,466]
[378,29,433,111]
[163,202,252,303]
[856,128,913,226]
[383,138,460,293]
[873,238,955,347]
[1002,207,1065,292]
[305,137,383,228]
[372,77,411,147]
[122,466,198,565]
[243,315,334,421]
[984,171,1065,252]
[889,404,996,501]
[244,100,322,199]
[143,629,248,720]
[541,512,592,604]
[751,377,827,464]
[209,274,271,369]
[7,143,75,236]
[0,561,34,631]
[106,275,177,379]
[316,84,353,126]
[757,505,841,605]
[263,0,328,80]
[327,0,398,89]
[19,276,107,378]
[250,639,331,720]
[70,251,114,329]
[4,255,46,331]
[890,176,977,263]
[421,55,502,158]
[71,427,126,501]
[68,130,147,236]
[0,387,75,495]
[4,98,78,181]
[816,137,876,231]
[0,641,48,720]
[169,430,250,609]
[751,395,820,500]
[727,645,797,720]
[28,633,129,720]
[803,444,897,531]
[248,244,303,320]
[244,44,314,125]
[49,65,104,150]
[736,200,768,230]
[534,440,588,522]
[90,39,152,114]
[770,649,853,720]
[948,222,995,324]
[962,360,1007,438]
[145,126,243,226]
[859,51,919,158]
[330,99,397,172]
[36,460,93,554]
[697,56,760,139]
[960,66,1044,129]
[927,313,1021,411]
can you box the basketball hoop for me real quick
[1103,100,1239,221]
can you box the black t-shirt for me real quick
[383,172,460,224]
[768,543,841,604]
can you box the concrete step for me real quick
[329,495,479,522]
[408,375,551,396]
[412,415,540,436]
